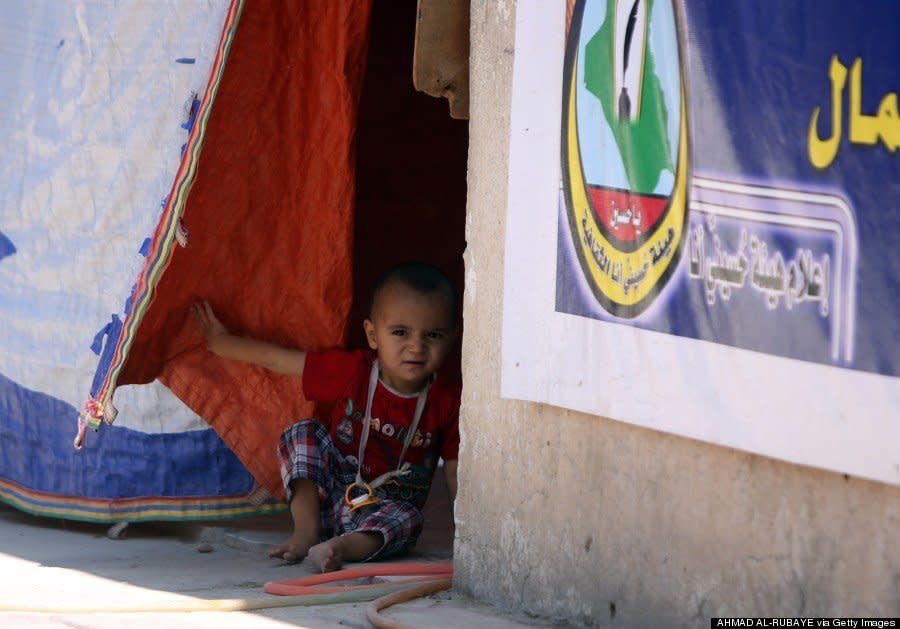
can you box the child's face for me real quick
[363,282,456,394]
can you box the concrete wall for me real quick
[454,2,900,625]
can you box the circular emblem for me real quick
[562,0,689,317]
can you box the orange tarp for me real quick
[119,0,373,498]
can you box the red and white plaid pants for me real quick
[277,420,424,560]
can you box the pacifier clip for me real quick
[344,360,431,512]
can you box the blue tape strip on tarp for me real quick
[88,315,122,398]
[0,232,15,262]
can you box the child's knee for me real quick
[354,502,424,560]
[280,418,326,443]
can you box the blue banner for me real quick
[555,0,898,377]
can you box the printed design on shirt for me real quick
[336,395,438,482]
[336,398,363,445]
[336,417,353,445]
[336,398,358,445]
[381,462,433,503]
[367,414,432,450]
[410,428,432,449]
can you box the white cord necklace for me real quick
[344,360,431,511]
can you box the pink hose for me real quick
[263,562,453,596]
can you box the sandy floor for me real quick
[0,475,561,628]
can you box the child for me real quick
[192,262,459,572]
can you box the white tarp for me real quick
[0,1,232,433]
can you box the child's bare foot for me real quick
[268,533,318,562]
[308,538,343,573]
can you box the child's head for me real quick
[363,263,458,394]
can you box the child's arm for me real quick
[191,301,307,377]
[443,459,458,506]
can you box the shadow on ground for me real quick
[0,470,551,629]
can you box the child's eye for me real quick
[391,329,407,337]
[427,332,445,340]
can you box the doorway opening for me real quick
[349,0,468,558]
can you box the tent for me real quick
[1,0,465,523]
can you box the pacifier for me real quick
[344,481,381,512]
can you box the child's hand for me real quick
[189,300,307,375]
[191,301,229,350]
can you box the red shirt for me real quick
[302,349,460,491]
